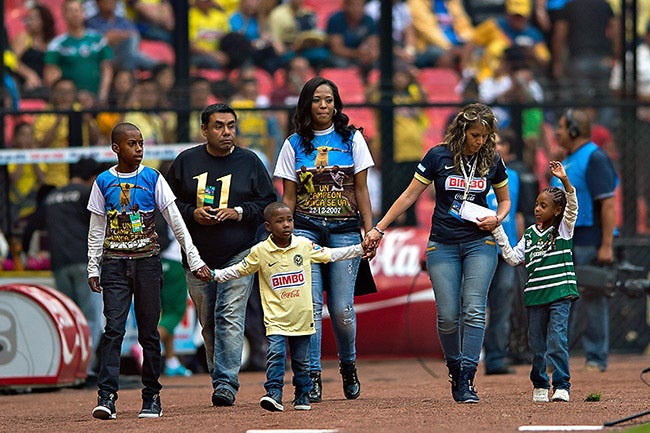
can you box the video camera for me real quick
[574,261,650,298]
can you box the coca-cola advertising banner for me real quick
[321,227,443,358]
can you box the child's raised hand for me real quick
[549,161,567,180]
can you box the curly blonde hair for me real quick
[443,103,498,177]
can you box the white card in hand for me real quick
[459,200,496,223]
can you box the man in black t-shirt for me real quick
[166,103,276,407]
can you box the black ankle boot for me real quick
[447,361,462,402]
[458,368,479,403]
[339,361,360,399]
[308,371,322,403]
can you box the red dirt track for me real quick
[2,355,650,433]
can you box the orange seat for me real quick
[254,68,275,98]
[345,107,376,141]
[193,69,226,82]
[319,67,366,104]
[139,39,175,65]
[304,0,342,30]
[417,68,461,103]
[19,98,47,111]
[5,5,27,40]
[416,68,461,149]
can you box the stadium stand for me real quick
[319,67,366,104]
[304,0,342,30]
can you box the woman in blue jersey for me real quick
[364,103,510,403]
[273,77,375,403]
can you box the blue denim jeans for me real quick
[527,299,572,391]
[53,262,104,374]
[294,221,361,372]
[98,256,162,400]
[425,236,497,370]
[185,248,254,395]
[570,245,608,370]
[264,334,312,398]
[484,257,517,372]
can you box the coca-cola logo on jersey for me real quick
[280,289,301,299]
[369,229,425,278]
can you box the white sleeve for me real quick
[492,226,523,266]
[213,265,243,282]
[161,202,206,272]
[87,181,106,216]
[155,173,177,211]
[559,189,578,239]
[329,244,364,262]
[273,138,298,181]
[351,130,375,174]
[87,212,106,278]
[0,230,9,262]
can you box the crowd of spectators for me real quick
[2,0,650,270]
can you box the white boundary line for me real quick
[518,426,604,431]
[246,430,339,433]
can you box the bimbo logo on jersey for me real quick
[271,270,306,291]
[445,175,486,192]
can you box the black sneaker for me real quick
[339,361,360,400]
[139,394,163,418]
[308,371,322,403]
[260,391,284,412]
[92,392,116,420]
[293,393,311,411]
[449,374,463,402]
[460,380,480,403]
[447,362,462,402]
[212,388,235,407]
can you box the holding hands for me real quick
[193,264,214,282]
[362,227,384,260]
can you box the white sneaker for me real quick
[552,389,570,402]
[532,388,549,402]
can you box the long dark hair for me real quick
[33,4,57,44]
[292,77,357,155]
[540,186,567,252]
[443,103,497,177]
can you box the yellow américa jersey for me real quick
[237,235,335,337]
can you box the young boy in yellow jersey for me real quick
[212,201,369,412]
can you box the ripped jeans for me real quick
[294,218,361,372]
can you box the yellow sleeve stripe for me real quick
[414,173,432,185]
[493,178,508,189]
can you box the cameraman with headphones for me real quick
[552,108,619,373]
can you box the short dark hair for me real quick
[264,201,290,222]
[201,103,237,126]
[111,122,141,144]
[70,157,103,180]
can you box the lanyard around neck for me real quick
[459,155,477,201]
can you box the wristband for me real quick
[373,226,385,237]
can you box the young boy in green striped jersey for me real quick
[492,160,578,404]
